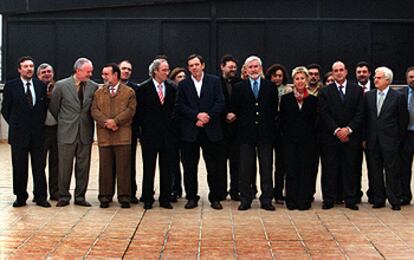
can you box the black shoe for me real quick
[392,205,401,211]
[100,202,109,208]
[211,201,223,210]
[49,196,59,201]
[287,204,298,210]
[238,203,251,211]
[230,193,240,201]
[36,200,51,208]
[12,200,26,208]
[56,200,69,207]
[170,194,178,203]
[74,200,91,207]
[401,199,411,206]
[335,200,344,205]
[160,202,173,209]
[130,197,139,204]
[356,198,362,204]
[261,204,276,211]
[322,202,334,210]
[298,205,311,211]
[346,204,359,210]
[121,202,130,209]
[184,199,198,209]
[368,198,374,204]
[144,202,153,209]
[372,203,385,209]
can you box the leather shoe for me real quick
[211,201,223,210]
[170,195,178,203]
[335,200,344,205]
[346,204,359,210]
[372,203,385,209]
[238,203,251,211]
[12,200,26,208]
[261,204,276,211]
[100,202,109,208]
[143,202,153,209]
[121,202,130,209]
[160,202,173,209]
[74,200,91,207]
[49,196,59,201]
[392,205,401,211]
[36,200,51,208]
[230,193,240,201]
[184,199,198,209]
[401,199,411,206]
[130,197,139,204]
[56,200,69,207]
[322,202,334,210]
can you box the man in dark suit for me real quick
[220,54,242,201]
[137,58,176,210]
[119,60,140,204]
[49,57,98,207]
[318,61,363,210]
[230,55,278,211]
[1,56,50,208]
[363,66,408,210]
[355,61,375,203]
[177,54,225,210]
[398,66,414,206]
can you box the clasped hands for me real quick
[336,127,350,143]
[196,112,210,128]
[104,119,119,131]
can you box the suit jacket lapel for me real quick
[330,84,343,105]
[200,76,209,100]
[150,81,163,106]
[69,77,81,106]
[378,89,393,118]
[33,81,42,108]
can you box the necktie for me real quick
[78,82,84,107]
[109,86,115,97]
[377,92,385,116]
[25,82,33,108]
[253,80,259,99]
[338,85,345,103]
[157,84,164,105]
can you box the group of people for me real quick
[2,53,414,212]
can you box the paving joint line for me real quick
[286,211,311,258]
[159,207,175,259]
[258,213,275,260]
[121,208,147,259]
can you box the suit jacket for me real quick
[125,81,141,138]
[137,79,177,148]
[91,83,136,147]
[49,76,98,145]
[363,87,408,151]
[221,76,242,140]
[318,82,364,145]
[1,78,47,147]
[231,78,278,144]
[177,73,225,143]
[280,92,318,144]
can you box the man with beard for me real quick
[220,54,242,201]
[307,64,324,96]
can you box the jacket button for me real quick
[255,102,259,106]
[256,112,259,115]
[255,121,259,124]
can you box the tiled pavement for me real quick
[0,144,414,259]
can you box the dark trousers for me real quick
[181,131,225,203]
[140,143,174,204]
[284,141,314,209]
[98,145,131,203]
[171,146,183,197]
[366,142,401,206]
[273,141,285,200]
[43,125,59,199]
[321,142,359,205]
[400,131,414,203]
[239,143,273,206]
[223,135,240,197]
[12,145,47,202]
[130,135,138,198]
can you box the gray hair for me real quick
[375,66,393,83]
[37,63,54,75]
[148,58,168,78]
[73,57,92,71]
[291,66,309,79]
[243,55,262,67]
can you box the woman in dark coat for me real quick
[280,66,318,210]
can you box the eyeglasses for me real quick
[121,67,132,71]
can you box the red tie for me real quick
[157,84,164,105]
[109,86,115,97]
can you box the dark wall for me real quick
[2,0,414,84]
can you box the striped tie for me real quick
[157,84,164,105]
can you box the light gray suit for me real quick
[49,76,98,202]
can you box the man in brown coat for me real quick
[91,63,136,208]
